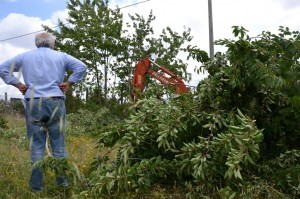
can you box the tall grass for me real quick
[0,113,99,198]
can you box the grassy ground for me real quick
[0,114,187,199]
[0,113,99,199]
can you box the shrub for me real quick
[0,115,8,129]
[67,108,119,136]
[84,26,300,198]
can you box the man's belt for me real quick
[25,96,63,101]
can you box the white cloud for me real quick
[0,43,28,62]
[212,0,300,51]
[0,13,54,51]
[0,13,54,99]
[275,0,300,9]
[115,0,300,52]
[50,9,68,25]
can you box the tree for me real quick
[45,0,124,105]
[86,26,300,198]
[45,0,194,106]
[122,11,193,101]
[205,26,300,154]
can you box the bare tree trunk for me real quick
[94,53,102,106]
[104,55,108,101]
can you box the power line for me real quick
[0,0,150,43]
[0,29,55,42]
[119,0,150,9]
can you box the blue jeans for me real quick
[25,97,68,191]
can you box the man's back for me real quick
[0,47,86,98]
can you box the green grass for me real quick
[0,113,99,198]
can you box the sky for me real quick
[1,0,300,99]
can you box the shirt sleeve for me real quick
[64,53,87,83]
[0,55,22,85]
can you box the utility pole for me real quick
[208,0,214,59]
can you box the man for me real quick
[0,32,87,192]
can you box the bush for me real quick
[0,100,25,116]
[83,26,300,198]
[67,108,120,136]
[0,115,8,129]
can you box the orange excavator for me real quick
[131,57,189,102]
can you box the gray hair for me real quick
[35,32,56,49]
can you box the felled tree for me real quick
[85,26,300,198]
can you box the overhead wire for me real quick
[0,0,151,43]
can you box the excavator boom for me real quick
[132,58,189,102]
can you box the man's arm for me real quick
[59,54,87,94]
[0,56,22,86]
[64,54,87,83]
[0,56,28,95]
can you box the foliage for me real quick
[33,156,82,189]
[10,100,25,116]
[84,26,300,198]
[260,149,300,196]
[67,107,120,136]
[0,102,26,139]
[65,92,86,114]
[0,127,25,139]
[85,156,171,198]
[207,26,300,155]
[86,96,264,197]
[0,115,8,129]
[0,100,24,116]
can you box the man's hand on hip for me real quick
[59,81,74,94]
[14,83,28,95]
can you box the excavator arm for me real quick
[132,58,189,102]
